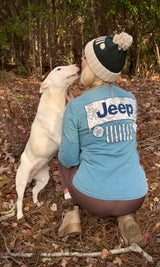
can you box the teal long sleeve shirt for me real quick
[58,85,148,200]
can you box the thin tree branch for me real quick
[0,205,16,222]
[0,231,153,263]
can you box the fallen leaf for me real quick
[24,206,30,211]
[1,221,10,226]
[0,175,9,187]
[17,124,26,132]
[154,197,159,202]
[143,232,152,243]
[6,194,16,199]
[22,229,32,235]
[50,202,57,212]
[145,103,151,108]
[113,257,122,266]
[12,222,17,227]
[150,182,159,191]
[42,258,51,263]
[52,242,59,250]
[155,163,160,168]
[61,258,68,267]
[100,248,109,259]
[155,222,160,229]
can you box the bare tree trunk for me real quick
[154,39,160,66]
[46,27,53,71]
[28,0,37,78]
[32,31,37,79]
[90,0,99,36]
[135,45,140,77]
[39,17,42,79]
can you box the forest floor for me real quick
[0,72,160,267]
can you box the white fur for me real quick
[16,64,81,220]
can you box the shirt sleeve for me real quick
[58,101,80,168]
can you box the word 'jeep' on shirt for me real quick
[85,97,136,130]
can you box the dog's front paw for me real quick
[17,212,23,220]
[16,202,24,220]
[37,201,43,208]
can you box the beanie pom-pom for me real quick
[113,32,133,51]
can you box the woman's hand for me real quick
[66,89,74,105]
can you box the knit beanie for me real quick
[84,32,133,82]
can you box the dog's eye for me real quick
[57,68,61,71]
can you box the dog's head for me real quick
[40,64,81,93]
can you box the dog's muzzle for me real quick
[67,65,81,79]
[76,64,81,74]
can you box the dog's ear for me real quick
[39,81,48,93]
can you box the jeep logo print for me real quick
[85,97,136,130]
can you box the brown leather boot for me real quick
[58,206,82,238]
[118,214,146,248]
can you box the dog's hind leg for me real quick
[16,164,31,220]
[32,165,50,206]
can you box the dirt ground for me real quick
[0,73,160,266]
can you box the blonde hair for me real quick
[80,65,107,89]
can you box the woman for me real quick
[58,32,148,247]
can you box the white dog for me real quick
[16,64,81,220]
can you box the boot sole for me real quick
[58,223,82,238]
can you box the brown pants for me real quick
[58,162,146,217]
